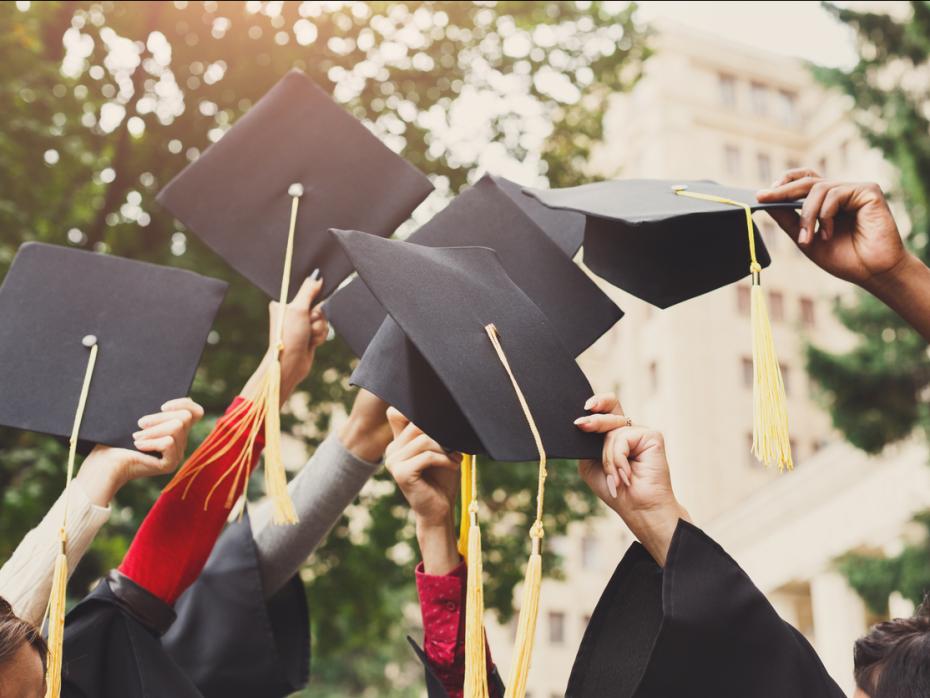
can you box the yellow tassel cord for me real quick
[166,188,304,523]
[44,339,99,698]
[463,454,490,698]
[674,187,793,470]
[484,324,548,698]
[457,453,473,561]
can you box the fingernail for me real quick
[132,430,142,439]
[309,268,321,282]
[799,227,809,245]
[137,418,148,428]
[619,470,631,488]
[584,397,596,410]
[160,403,169,411]
[606,474,618,499]
[574,417,590,427]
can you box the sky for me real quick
[635,0,862,68]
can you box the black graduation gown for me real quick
[61,513,310,698]
[415,520,846,698]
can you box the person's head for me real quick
[853,596,930,698]
[0,596,46,698]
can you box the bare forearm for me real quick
[621,501,692,567]
[416,518,460,576]
[864,252,930,341]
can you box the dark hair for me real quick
[854,595,930,697]
[0,596,47,672]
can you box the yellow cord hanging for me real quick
[44,336,99,698]
[166,186,305,523]
[458,454,473,561]
[673,187,793,470]
[462,454,489,698]
[485,324,547,698]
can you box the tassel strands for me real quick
[484,324,548,698]
[463,455,489,698]
[44,336,99,698]
[165,184,308,523]
[673,187,793,470]
[458,453,473,561]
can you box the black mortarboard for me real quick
[325,174,621,360]
[333,229,602,462]
[527,179,798,470]
[157,68,433,301]
[0,242,227,450]
[524,179,798,308]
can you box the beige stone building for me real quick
[483,23,930,698]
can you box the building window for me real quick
[580,535,597,570]
[648,361,659,392]
[741,356,754,389]
[725,144,741,176]
[581,614,591,634]
[818,156,828,177]
[746,432,756,468]
[800,297,815,328]
[757,153,772,184]
[549,611,565,644]
[737,285,751,316]
[719,73,737,108]
[789,438,798,464]
[786,158,800,171]
[776,89,798,125]
[780,363,791,395]
[768,290,785,322]
[750,81,768,116]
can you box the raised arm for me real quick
[756,169,930,341]
[0,404,200,626]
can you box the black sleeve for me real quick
[567,521,847,698]
[407,636,506,698]
[161,512,311,698]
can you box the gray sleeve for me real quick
[251,433,380,598]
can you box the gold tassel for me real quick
[457,453,473,561]
[165,185,307,522]
[673,187,793,470]
[484,324,547,698]
[43,537,68,698]
[463,456,489,698]
[45,337,99,698]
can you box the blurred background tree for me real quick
[0,2,649,694]
[813,1,930,619]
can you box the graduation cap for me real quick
[0,242,227,696]
[157,69,433,523]
[526,179,798,470]
[332,229,604,698]
[325,174,620,360]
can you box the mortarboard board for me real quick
[325,174,621,360]
[0,242,226,450]
[0,242,227,696]
[526,179,798,470]
[334,229,602,461]
[156,68,433,302]
[157,69,432,523]
[523,179,799,308]
[333,228,604,697]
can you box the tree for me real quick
[0,2,649,695]
[813,0,930,616]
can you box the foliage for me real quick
[815,1,930,615]
[809,1,930,454]
[0,2,649,694]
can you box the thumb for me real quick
[386,407,410,439]
[766,208,802,244]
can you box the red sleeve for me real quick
[415,560,500,698]
[118,397,264,605]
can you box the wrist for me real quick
[416,518,459,575]
[75,455,127,507]
[339,412,391,463]
[620,499,690,567]
[862,251,922,297]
